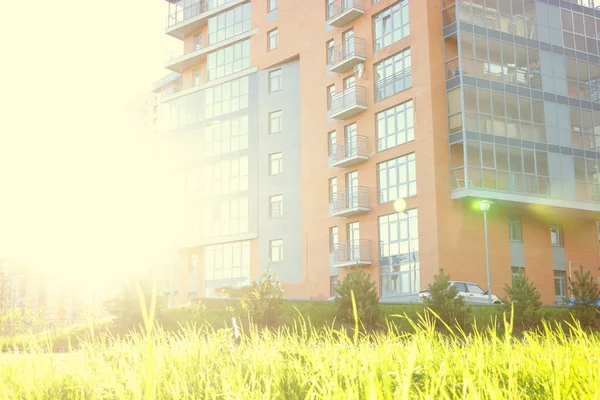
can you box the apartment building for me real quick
[158,0,600,305]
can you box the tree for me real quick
[424,269,467,327]
[502,274,541,328]
[568,265,600,327]
[335,267,380,328]
[240,269,283,327]
[104,279,163,329]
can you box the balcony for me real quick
[165,0,247,40]
[331,240,372,268]
[328,37,366,74]
[329,86,367,120]
[329,187,370,217]
[327,0,364,28]
[328,135,368,168]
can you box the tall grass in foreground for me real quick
[0,315,599,399]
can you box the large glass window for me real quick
[268,28,279,51]
[202,156,249,195]
[374,48,411,102]
[203,198,249,238]
[205,76,250,119]
[207,40,250,81]
[378,153,416,203]
[373,0,409,51]
[376,100,414,151]
[207,3,251,45]
[204,241,251,296]
[379,209,419,297]
[203,115,249,157]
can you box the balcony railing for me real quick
[329,186,370,217]
[165,0,242,40]
[329,135,368,168]
[160,76,183,97]
[331,239,372,268]
[329,86,367,120]
[328,37,366,74]
[166,0,241,28]
[327,0,364,27]
[374,68,412,102]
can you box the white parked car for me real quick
[419,281,502,305]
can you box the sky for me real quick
[0,1,180,284]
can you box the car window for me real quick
[452,282,466,292]
[467,283,486,294]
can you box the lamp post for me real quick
[478,200,492,303]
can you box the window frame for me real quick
[373,0,410,51]
[269,152,283,175]
[268,69,282,92]
[508,216,522,242]
[270,239,284,262]
[268,0,278,12]
[268,28,279,51]
[375,99,415,151]
[269,110,283,134]
[377,153,417,204]
[550,226,564,247]
[269,194,283,218]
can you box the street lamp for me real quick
[478,200,492,303]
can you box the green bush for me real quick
[335,268,380,328]
[104,279,163,329]
[502,274,542,328]
[423,269,468,328]
[240,269,283,326]
[568,265,600,328]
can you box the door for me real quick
[466,283,488,304]
[346,171,359,208]
[347,222,360,261]
[343,29,354,58]
[345,123,357,158]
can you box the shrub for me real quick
[502,274,542,328]
[240,269,283,326]
[104,279,163,329]
[568,265,600,328]
[335,268,380,328]
[424,269,467,328]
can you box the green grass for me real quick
[0,314,599,399]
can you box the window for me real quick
[268,0,278,12]
[329,177,338,202]
[204,241,251,296]
[203,115,249,157]
[508,216,522,242]
[268,28,279,51]
[554,271,567,297]
[378,153,416,203]
[550,226,563,246]
[207,3,251,45]
[207,40,251,81]
[511,266,525,282]
[374,48,411,101]
[205,76,250,119]
[376,100,414,151]
[202,156,249,194]
[326,40,334,65]
[270,239,284,262]
[269,195,283,218]
[452,282,467,292]
[373,0,410,51]
[379,209,419,297]
[269,110,282,134]
[329,226,339,252]
[344,75,356,89]
[467,283,486,294]
[327,85,335,110]
[269,152,283,175]
[193,69,201,87]
[328,131,336,155]
[202,198,249,238]
[269,69,282,92]
[193,33,202,51]
[330,276,339,297]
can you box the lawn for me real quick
[0,316,599,399]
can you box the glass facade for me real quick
[379,209,419,297]
[203,198,249,238]
[445,0,600,206]
[376,100,415,151]
[207,3,251,45]
[374,48,412,102]
[373,0,410,51]
[204,240,251,297]
[377,153,417,203]
[205,76,250,119]
[207,40,251,81]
